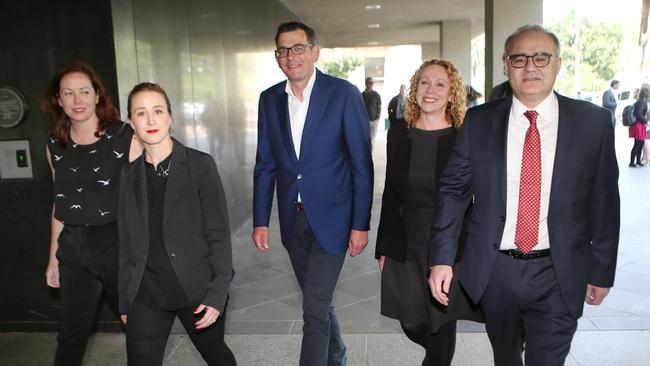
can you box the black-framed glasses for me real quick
[505,52,555,68]
[275,44,312,58]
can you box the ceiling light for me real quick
[365,5,381,10]
[368,24,380,28]
[367,41,379,46]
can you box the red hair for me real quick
[41,60,120,147]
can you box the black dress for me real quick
[380,126,482,332]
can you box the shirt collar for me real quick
[512,91,557,122]
[285,67,317,100]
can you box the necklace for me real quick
[158,159,171,177]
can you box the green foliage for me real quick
[324,55,363,79]
[548,10,623,94]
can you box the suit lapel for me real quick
[275,84,299,163]
[299,70,330,159]
[133,157,149,227]
[492,97,512,207]
[162,140,188,225]
[549,94,577,215]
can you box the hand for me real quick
[585,284,610,305]
[378,255,386,272]
[45,258,60,288]
[194,304,221,330]
[252,226,270,251]
[120,314,127,325]
[428,265,453,306]
[348,230,368,257]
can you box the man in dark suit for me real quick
[252,21,373,366]
[428,25,619,366]
[387,84,406,127]
[602,79,620,128]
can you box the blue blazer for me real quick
[428,94,620,318]
[253,69,374,255]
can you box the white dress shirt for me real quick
[286,68,317,201]
[500,92,559,251]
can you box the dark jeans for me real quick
[480,254,577,366]
[401,321,457,366]
[126,300,236,366]
[288,211,347,366]
[630,139,645,165]
[54,223,120,366]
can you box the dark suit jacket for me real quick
[375,123,456,262]
[602,88,617,123]
[253,69,374,255]
[428,94,620,318]
[118,140,232,314]
[387,94,401,127]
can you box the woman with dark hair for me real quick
[42,60,139,365]
[629,87,648,167]
[118,82,236,366]
[376,59,482,366]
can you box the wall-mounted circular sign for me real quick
[0,87,28,128]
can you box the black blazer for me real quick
[118,139,232,314]
[375,123,457,262]
[429,94,620,318]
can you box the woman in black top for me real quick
[376,60,482,366]
[118,82,236,366]
[628,87,648,167]
[43,60,138,365]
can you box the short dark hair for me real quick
[127,82,172,119]
[274,21,316,46]
[611,79,620,87]
[504,24,561,57]
[638,87,649,101]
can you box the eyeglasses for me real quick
[505,52,556,68]
[275,44,312,58]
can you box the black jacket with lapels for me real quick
[118,139,232,314]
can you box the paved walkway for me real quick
[1,124,649,365]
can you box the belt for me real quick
[295,201,305,212]
[499,248,550,260]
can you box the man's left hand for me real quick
[348,230,368,257]
[585,284,611,305]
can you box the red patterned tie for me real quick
[514,110,541,254]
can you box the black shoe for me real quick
[637,163,645,167]
[629,163,637,167]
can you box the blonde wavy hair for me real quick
[403,59,466,128]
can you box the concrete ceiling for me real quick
[280,0,484,48]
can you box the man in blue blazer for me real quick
[252,21,373,366]
[428,25,619,366]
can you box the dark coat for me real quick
[118,140,232,314]
[429,94,620,318]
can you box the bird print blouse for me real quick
[48,121,133,226]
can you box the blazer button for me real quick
[297,174,302,180]
[500,216,506,223]
[492,243,499,249]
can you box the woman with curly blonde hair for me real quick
[376,59,482,366]
[402,59,466,128]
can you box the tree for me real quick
[324,55,363,79]
[549,10,623,94]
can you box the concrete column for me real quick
[421,42,440,61]
[485,0,543,95]
[441,20,472,85]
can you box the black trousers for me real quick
[401,321,457,366]
[54,223,120,366]
[126,299,236,366]
[630,139,645,165]
[480,254,578,366]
